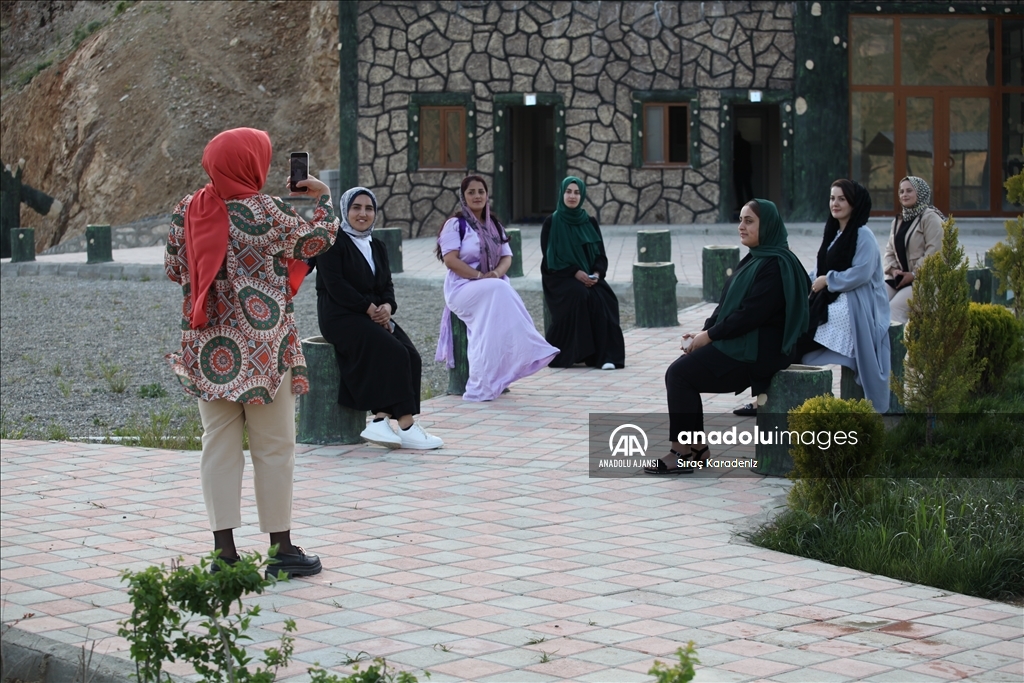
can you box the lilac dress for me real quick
[435,218,559,401]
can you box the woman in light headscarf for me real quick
[165,127,338,576]
[798,179,891,413]
[883,176,944,323]
[541,176,625,370]
[435,175,558,401]
[647,199,809,474]
[313,187,443,450]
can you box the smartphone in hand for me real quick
[289,152,309,193]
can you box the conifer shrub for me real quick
[968,303,1024,393]
[990,146,1024,319]
[894,215,980,442]
[787,395,885,516]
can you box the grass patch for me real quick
[72,20,104,49]
[139,382,168,399]
[110,405,203,449]
[748,367,1024,603]
[16,59,52,87]
[99,362,130,394]
[0,411,27,440]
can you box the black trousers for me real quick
[665,345,753,441]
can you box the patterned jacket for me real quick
[165,193,339,403]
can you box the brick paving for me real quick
[2,225,1021,682]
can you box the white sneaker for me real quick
[398,423,444,450]
[360,419,402,448]
[601,362,616,370]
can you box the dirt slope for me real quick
[1,0,341,251]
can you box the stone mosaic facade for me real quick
[354,1,796,236]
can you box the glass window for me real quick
[1004,93,1023,211]
[643,103,689,165]
[906,98,934,189]
[949,98,991,211]
[851,92,895,211]
[1004,20,1023,86]
[901,18,994,87]
[419,106,466,170]
[851,17,894,86]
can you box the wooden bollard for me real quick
[702,245,740,303]
[986,251,1012,307]
[753,364,833,477]
[446,311,470,395]
[10,228,35,263]
[375,227,403,273]
[636,230,671,263]
[506,228,523,277]
[887,322,905,415]
[967,268,993,304]
[297,336,366,445]
[86,224,113,264]
[633,262,678,327]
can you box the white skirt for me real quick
[814,292,855,357]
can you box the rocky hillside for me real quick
[0,0,341,252]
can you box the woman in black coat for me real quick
[314,187,443,450]
[540,176,625,369]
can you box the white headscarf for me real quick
[340,187,378,272]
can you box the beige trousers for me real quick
[887,284,912,324]
[197,370,295,533]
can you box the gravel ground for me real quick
[0,276,634,440]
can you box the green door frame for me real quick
[492,93,567,223]
[717,89,795,222]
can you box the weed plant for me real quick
[100,362,130,393]
[111,405,203,449]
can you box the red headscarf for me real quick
[183,127,308,329]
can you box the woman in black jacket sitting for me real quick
[314,187,443,450]
[647,199,810,474]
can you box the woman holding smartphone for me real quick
[541,176,625,370]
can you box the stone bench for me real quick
[375,227,403,273]
[702,245,740,303]
[296,336,367,445]
[446,311,470,395]
[636,230,671,263]
[507,228,523,277]
[10,228,35,263]
[633,262,678,327]
[840,322,905,414]
[753,364,833,477]
[86,224,113,264]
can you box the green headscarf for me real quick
[712,199,810,363]
[546,177,602,272]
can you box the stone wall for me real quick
[355,1,796,236]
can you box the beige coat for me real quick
[883,207,943,279]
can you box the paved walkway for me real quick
[2,300,1021,682]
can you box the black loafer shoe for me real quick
[266,547,322,579]
[733,403,757,416]
[208,555,238,575]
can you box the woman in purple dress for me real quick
[435,175,558,401]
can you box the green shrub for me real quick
[138,383,168,399]
[649,642,699,683]
[895,216,980,442]
[787,395,885,515]
[968,302,1024,392]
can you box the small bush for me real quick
[787,396,885,515]
[968,303,1024,392]
[649,642,699,683]
[138,383,168,399]
[72,20,103,48]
